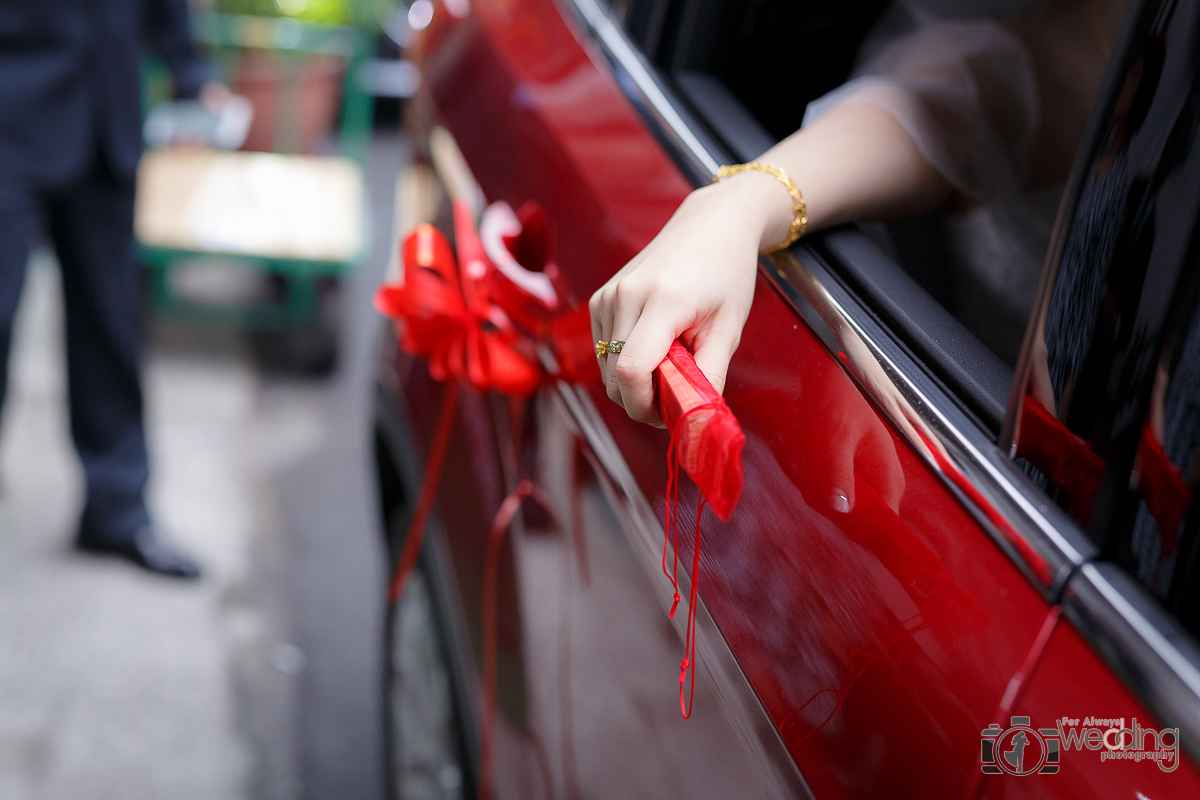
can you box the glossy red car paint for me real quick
[383,0,1200,797]
[1000,619,1200,798]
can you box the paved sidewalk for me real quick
[0,132,402,800]
[0,253,265,800]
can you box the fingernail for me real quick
[829,491,850,514]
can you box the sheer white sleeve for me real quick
[803,13,1040,202]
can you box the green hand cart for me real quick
[137,12,373,372]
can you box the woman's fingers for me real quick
[690,317,741,397]
[603,282,647,408]
[588,291,604,357]
[613,301,687,425]
[590,274,743,426]
[586,187,761,427]
[588,284,615,395]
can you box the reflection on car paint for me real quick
[1008,0,1200,647]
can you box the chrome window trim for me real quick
[1064,563,1200,763]
[560,0,1200,764]
[566,0,721,184]
[561,0,1094,599]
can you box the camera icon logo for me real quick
[981,716,1061,775]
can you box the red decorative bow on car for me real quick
[373,202,544,396]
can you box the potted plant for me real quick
[194,0,385,152]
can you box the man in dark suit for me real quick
[0,0,218,578]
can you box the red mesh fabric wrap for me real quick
[656,341,746,521]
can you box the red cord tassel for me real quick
[663,406,714,719]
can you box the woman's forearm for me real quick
[701,102,953,251]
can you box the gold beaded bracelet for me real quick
[712,162,808,254]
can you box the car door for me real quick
[405,0,1200,798]
[532,5,1072,797]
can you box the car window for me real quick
[1004,0,1200,640]
[617,0,1130,426]
[1023,200,1200,640]
[1140,296,1200,638]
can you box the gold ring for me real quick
[607,340,625,355]
[595,340,609,358]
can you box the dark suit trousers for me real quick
[0,157,151,541]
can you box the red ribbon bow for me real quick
[373,200,544,396]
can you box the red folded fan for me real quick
[656,341,746,521]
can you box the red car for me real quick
[372,0,1200,797]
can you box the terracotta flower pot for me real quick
[233,49,344,153]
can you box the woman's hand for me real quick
[588,103,953,426]
[589,172,793,425]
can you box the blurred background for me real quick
[0,1,428,797]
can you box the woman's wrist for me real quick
[691,169,799,252]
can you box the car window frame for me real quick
[1001,0,1200,760]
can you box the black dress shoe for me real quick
[77,527,203,579]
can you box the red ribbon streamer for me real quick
[386,381,460,605]
[480,480,556,800]
[960,606,1061,800]
[779,613,930,748]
